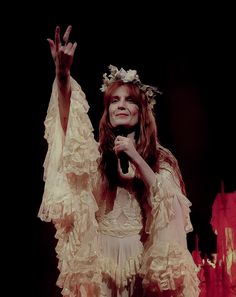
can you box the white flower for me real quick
[124,70,138,82]
[148,98,156,109]
[145,88,154,98]
[101,65,161,109]
[100,85,106,92]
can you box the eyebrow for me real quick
[111,95,133,99]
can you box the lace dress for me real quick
[38,77,200,297]
[96,186,144,296]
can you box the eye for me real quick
[110,97,119,103]
[126,96,135,102]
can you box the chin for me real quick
[113,121,135,127]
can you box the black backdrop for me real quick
[8,3,235,297]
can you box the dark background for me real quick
[9,3,235,297]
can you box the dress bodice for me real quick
[97,187,143,237]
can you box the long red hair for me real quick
[98,80,186,196]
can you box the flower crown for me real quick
[100,65,161,109]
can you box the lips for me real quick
[116,113,129,116]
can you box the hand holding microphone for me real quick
[114,127,129,174]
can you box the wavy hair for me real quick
[98,80,186,197]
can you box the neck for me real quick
[114,125,138,137]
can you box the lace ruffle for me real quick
[58,273,102,297]
[38,78,102,296]
[38,77,100,222]
[100,253,142,288]
[148,167,193,233]
[63,78,100,176]
[139,241,200,296]
[54,197,102,297]
[43,77,100,182]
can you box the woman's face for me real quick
[108,85,139,128]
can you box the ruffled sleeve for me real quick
[147,164,193,236]
[38,77,102,296]
[140,163,200,296]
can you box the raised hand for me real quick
[47,25,77,79]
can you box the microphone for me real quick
[115,126,129,174]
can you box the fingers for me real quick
[63,42,73,54]
[55,26,61,51]
[48,25,77,61]
[64,42,77,54]
[63,25,72,45]
[54,25,75,52]
[47,38,54,49]
[71,42,77,55]
[114,137,129,151]
[61,42,77,57]
[115,136,126,146]
[115,136,126,141]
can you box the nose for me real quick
[117,99,126,109]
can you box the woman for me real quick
[38,25,200,297]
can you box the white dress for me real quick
[97,186,143,296]
[38,77,200,297]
